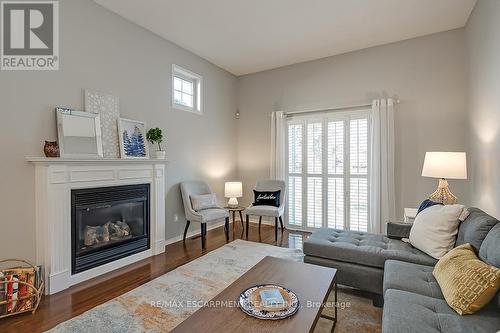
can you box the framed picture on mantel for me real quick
[117,118,149,159]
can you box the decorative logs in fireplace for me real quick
[84,225,108,246]
[84,220,131,247]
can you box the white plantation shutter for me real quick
[307,177,322,228]
[350,119,368,175]
[288,176,302,225]
[350,178,368,231]
[286,110,370,232]
[288,124,303,174]
[327,121,344,175]
[349,118,369,231]
[287,123,303,226]
[327,121,345,229]
[307,122,322,174]
[327,178,344,229]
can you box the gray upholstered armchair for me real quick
[244,180,286,241]
[180,181,230,249]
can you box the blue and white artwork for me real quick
[118,118,149,158]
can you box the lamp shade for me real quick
[422,152,467,179]
[225,182,242,198]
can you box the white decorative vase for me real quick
[154,150,166,159]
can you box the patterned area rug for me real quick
[47,240,381,332]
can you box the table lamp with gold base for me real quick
[421,152,467,205]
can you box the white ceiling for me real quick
[94,0,476,76]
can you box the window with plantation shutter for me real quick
[286,110,370,232]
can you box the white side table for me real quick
[404,208,418,224]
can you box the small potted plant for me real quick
[146,127,166,159]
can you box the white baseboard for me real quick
[165,220,227,245]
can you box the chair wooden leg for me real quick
[224,217,230,242]
[246,215,250,239]
[183,220,190,241]
[274,217,278,241]
[279,216,284,230]
[201,223,206,249]
[258,216,262,231]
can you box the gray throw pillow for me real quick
[456,207,499,252]
[190,194,218,211]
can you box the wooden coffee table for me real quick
[171,256,338,333]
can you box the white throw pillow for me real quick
[409,204,465,259]
[190,194,218,211]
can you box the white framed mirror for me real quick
[56,108,103,158]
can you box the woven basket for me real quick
[0,259,44,319]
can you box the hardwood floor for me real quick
[0,222,310,333]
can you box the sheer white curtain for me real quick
[369,99,396,234]
[270,111,286,180]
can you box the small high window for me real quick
[172,64,202,114]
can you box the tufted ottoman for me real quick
[303,228,437,299]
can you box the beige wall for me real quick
[0,0,237,262]
[465,0,500,218]
[236,30,469,218]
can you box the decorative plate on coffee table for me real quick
[238,284,299,320]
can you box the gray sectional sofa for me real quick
[303,207,500,332]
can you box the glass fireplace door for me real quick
[71,184,150,274]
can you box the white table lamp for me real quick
[421,152,467,204]
[225,182,242,208]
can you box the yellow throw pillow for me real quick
[433,243,500,315]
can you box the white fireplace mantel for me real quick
[27,157,167,294]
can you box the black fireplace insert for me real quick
[71,184,150,274]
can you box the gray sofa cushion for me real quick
[383,260,443,299]
[479,223,500,310]
[479,223,500,267]
[244,204,284,217]
[303,228,437,269]
[382,289,500,333]
[456,207,499,252]
[197,208,229,222]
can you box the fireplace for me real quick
[29,158,165,294]
[71,184,150,274]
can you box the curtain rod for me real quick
[283,99,400,116]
